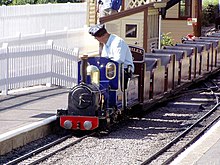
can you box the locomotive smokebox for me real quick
[81,55,88,83]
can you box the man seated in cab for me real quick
[88,24,134,89]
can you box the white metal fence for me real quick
[0,27,100,56]
[0,2,99,95]
[0,40,79,95]
[0,2,87,38]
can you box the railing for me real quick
[0,40,79,95]
[125,0,158,9]
[0,2,86,38]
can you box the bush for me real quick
[1,0,13,5]
[161,32,174,47]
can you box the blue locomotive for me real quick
[57,55,139,131]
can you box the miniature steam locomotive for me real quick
[57,55,139,131]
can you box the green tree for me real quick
[203,0,218,7]
[202,0,219,26]
[1,0,13,5]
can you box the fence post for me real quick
[2,43,9,95]
[17,32,21,46]
[1,5,6,38]
[64,27,68,48]
[46,40,53,87]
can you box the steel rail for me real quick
[28,133,95,165]
[5,134,72,165]
[141,80,220,165]
[6,132,95,165]
[162,112,220,165]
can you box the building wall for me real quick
[105,7,159,52]
[105,12,145,47]
[166,4,178,18]
[162,1,195,43]
[161,20,193,44]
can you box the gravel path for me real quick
[40,92,212,165]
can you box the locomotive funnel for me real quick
[81,55,88,83]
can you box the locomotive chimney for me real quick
[81,55,88,83]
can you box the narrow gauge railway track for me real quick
[5,132,95,165]
[10,72,220,165]
[142,77,220,165]
[4,72,220,165]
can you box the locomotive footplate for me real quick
[60,116,99,130]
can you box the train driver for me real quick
[88,24,134,89]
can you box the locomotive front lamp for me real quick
[87,65,100,85]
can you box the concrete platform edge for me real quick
[0,116,57,155]
[170,119,220,165]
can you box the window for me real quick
[179,0,192,18]
[125,24,137,38]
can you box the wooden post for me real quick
[194,0,202,37]
[121,0,124,11]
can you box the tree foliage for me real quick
[203,0,218,7]
[0,0,81,5]
[202,0,219,26]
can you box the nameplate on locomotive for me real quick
[129,45,145,62]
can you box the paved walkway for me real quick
[0,85,69,135]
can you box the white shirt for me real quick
[101,34,134,72]
[99,0,111,9]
